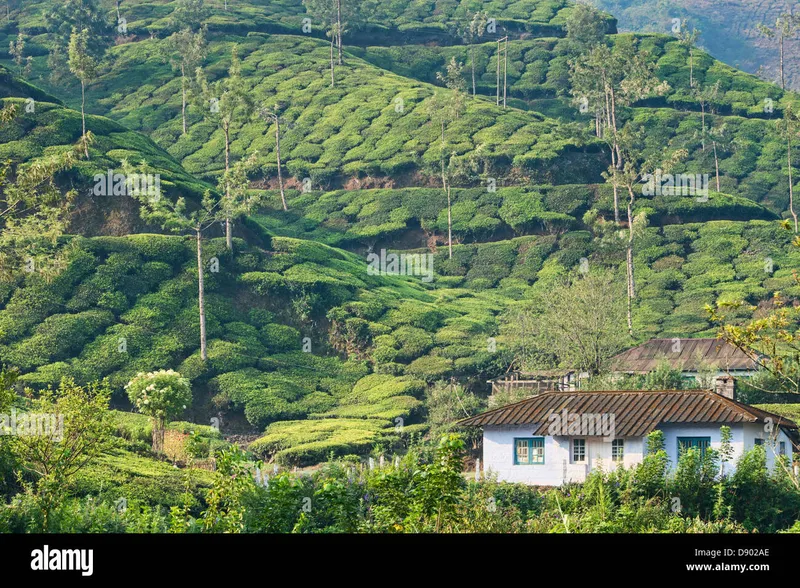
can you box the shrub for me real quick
[125,369,192,453]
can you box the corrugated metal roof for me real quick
[609,338,757,373]
[458,390,797,436]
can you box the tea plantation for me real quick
[0,0,799,505]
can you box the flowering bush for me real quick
[126,370,192,453]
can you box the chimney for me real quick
[714,376,735,400]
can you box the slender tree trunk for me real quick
[181,64,187,135]
[115,0,121,22]
[440,120,451,258]
[447,184,453,259]
[626,241,634,335]
[713,140,720,192]
[605,81,620,224]
[224,123,230,173]
[701,101,706,151]
[197,228,208,361]
[611,147,620,223]
[336,0,343,66]
[625,186,636,336]
[496,39,500,105]
[330,33,335,87]
[471,44,476,97]
[275,117,287,211]
[503,37,508,109]
[609,86,621,169]
[790,136,798,232]
[81,79,89,159]
[780,31,785,90]
[224,123,232,249]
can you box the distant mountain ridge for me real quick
[588,0,800,90]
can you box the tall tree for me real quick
[571,41,669,223]
[133,164,220,361]
[68,27,98,159]
[693,80,720,152]
[606,130,686,334]
[757,14,800,90]
[460,11,487,98]
[709,122,729,193]
[259,104,288,211]
[46,0,110,84]
[676,20,700,88]
[196,45,255,249]
[305,0,362,67]
[336,0,342,65]
[4,0,19,21]
[565,2,607,53]
[8,32,31,78]
[216,151,261,241]
[501,269,630,375]
[169,0,211,32]
[777,103,800,233]
[431,57,467,258]
[163,26,207,135]
[304,0,338,85]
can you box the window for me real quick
[677,437,711,457]
[572,439,586,462]
[514,438,544,465]
[612,439,624,462]
[754,438,764,446]
[780,441,786,456]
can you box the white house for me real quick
[459,389,798,486]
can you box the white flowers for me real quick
[126,368,192,419]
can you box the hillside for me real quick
[588,0,800,90]
[0,0,798,470]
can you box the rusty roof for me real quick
[609,338,757,373]
[458,390,797,436]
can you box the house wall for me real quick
[483,422,793,486]
[482,424,644,485]
[741,422,793,471]
[659,423,793,472]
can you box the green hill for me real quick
[0,0,799,469]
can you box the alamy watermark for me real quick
[641,170,709,201]
[547,409,616,441]
[366,249,434,282]
[0,409,63,441]
[93,171,161,199]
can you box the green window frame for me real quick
[514,437,545,465]
[677,436,711,456]
[572,438,586,463]
[612,439,624,462]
